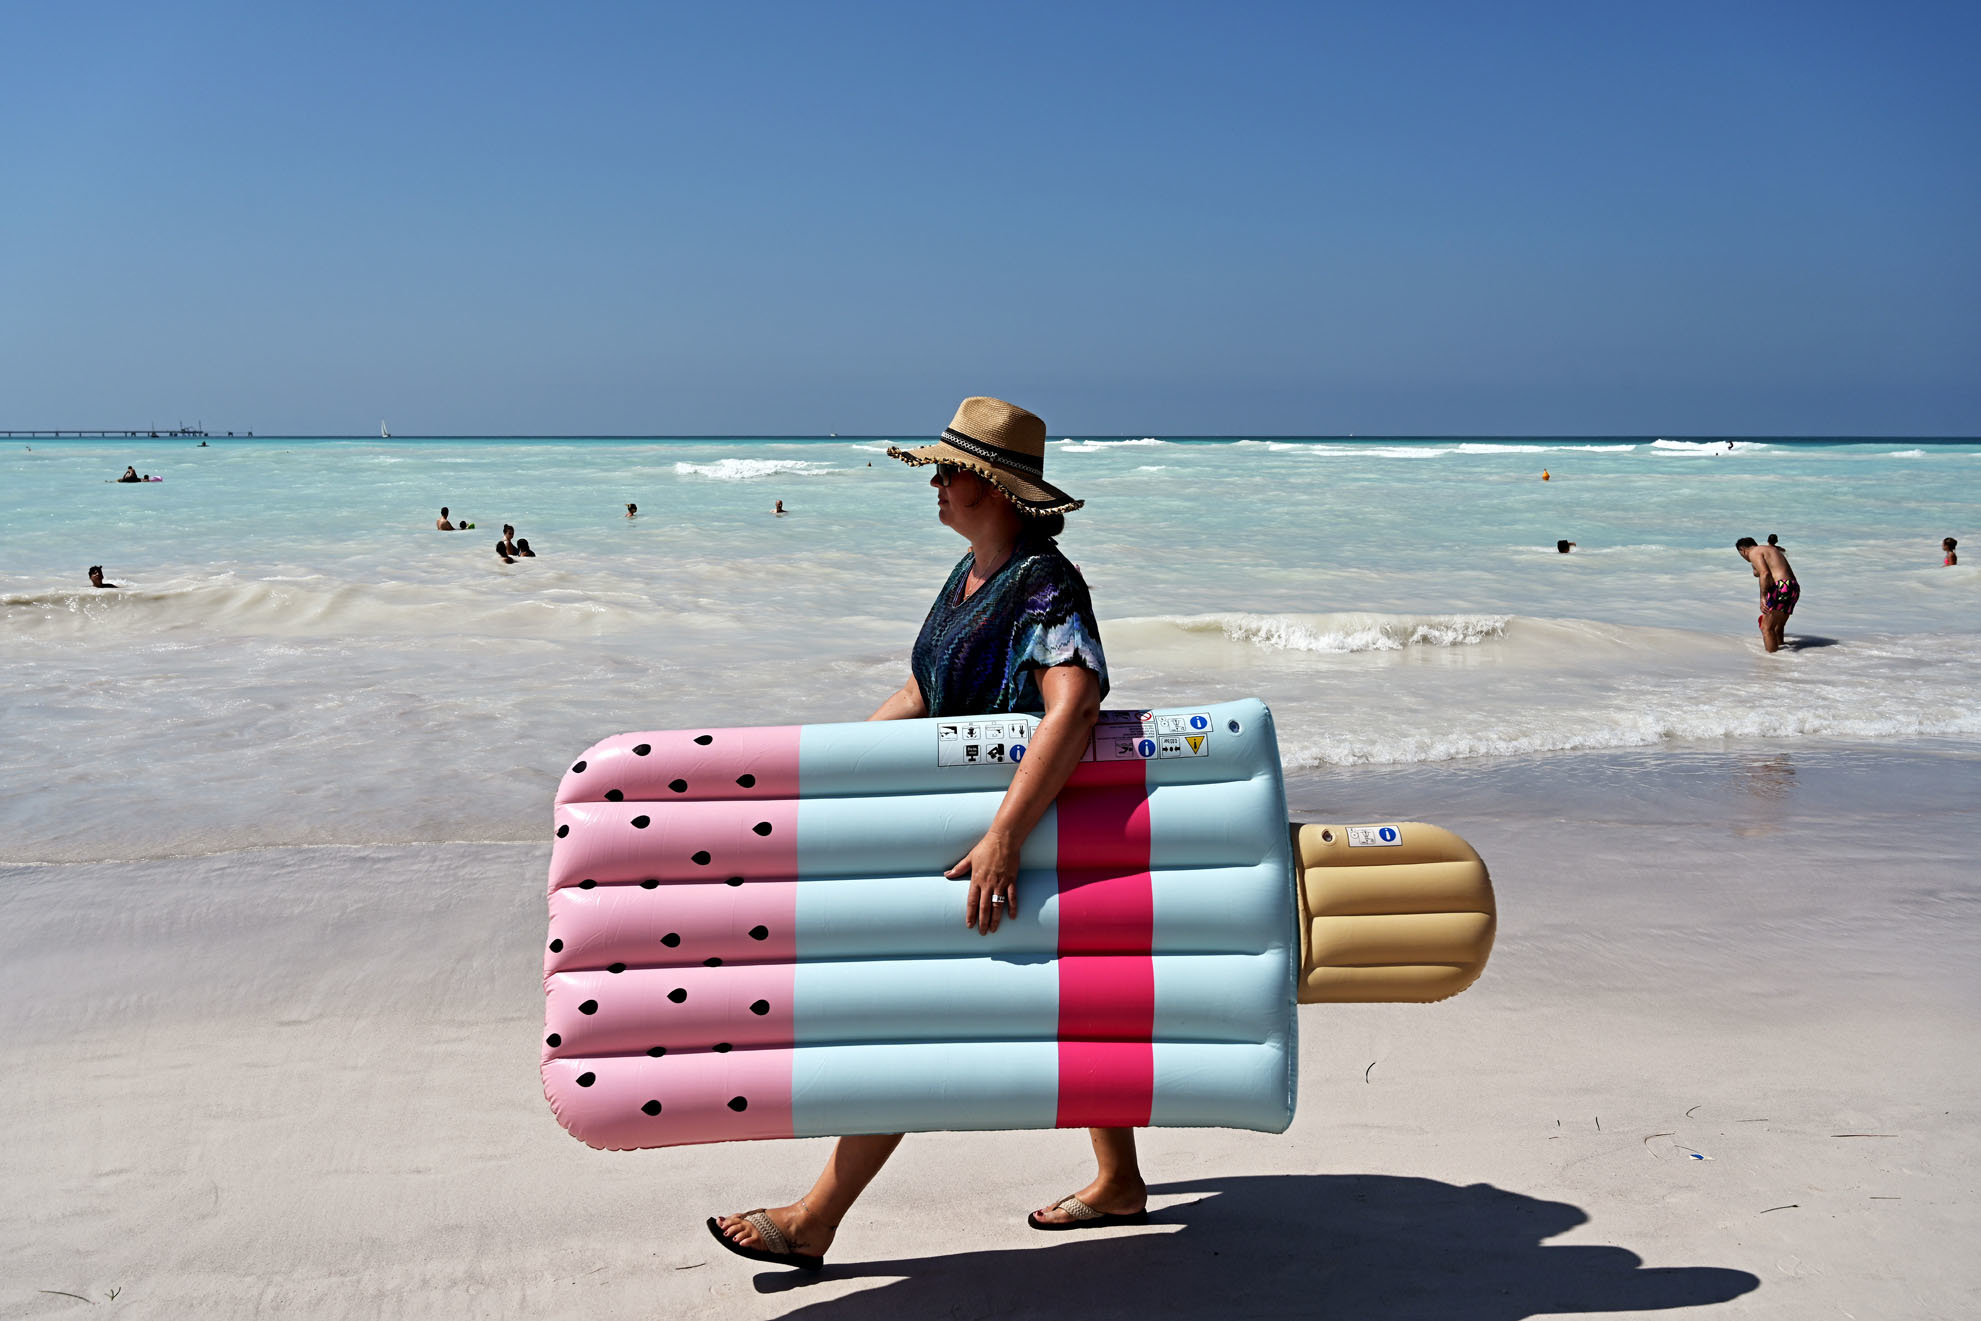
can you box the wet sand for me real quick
[3,741,1976,1319]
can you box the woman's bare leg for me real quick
[715,1133,903,1256]
[1032,1127,1147,1224]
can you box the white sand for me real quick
[4,743,1977,1319]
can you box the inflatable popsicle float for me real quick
[542,699,1494,1151]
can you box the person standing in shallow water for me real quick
[1945,537,1959,566]
[1737,536,1799,653]
[709,396,1141,1273]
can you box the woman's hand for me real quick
[942,664,1101,937]
[946,828,1021,933]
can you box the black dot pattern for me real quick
[549,726,814,1138]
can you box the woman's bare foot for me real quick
[713,1200,836,1257]
[1031,1174,1147,1225]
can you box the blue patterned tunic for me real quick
[911,534,1109,718]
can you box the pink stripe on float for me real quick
[1055,775,1155,1129]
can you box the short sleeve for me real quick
[1009,555,1109,695]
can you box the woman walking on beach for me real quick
[1737,536,1799,653]
[709,397,1138,1272]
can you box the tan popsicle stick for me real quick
[1292,822,1497,1004]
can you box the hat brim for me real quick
[886,442,1083,517]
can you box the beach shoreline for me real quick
[5,741,1974,1318]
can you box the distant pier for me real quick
[5,426,248,437]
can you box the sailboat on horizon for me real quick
[381,420,390,439]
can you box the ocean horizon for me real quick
[7,432,1977,866]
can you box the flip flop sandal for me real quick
[1025,1194,1150,1232]
[705,1209,826,1271]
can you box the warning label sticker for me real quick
[937,710,1208,766]
[937,717,1036,766]
[1347,825,1404,848]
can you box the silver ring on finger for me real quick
[990,894,1006,906]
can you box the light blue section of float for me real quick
[1146,773,1287,870]
[792,780,1280,881]
[1148,1042,1295,1132]
[793,794,1061,880]
[1146,702,1299,1119]
[792,955,1060,1046]
[791,861,1289,960]
[790,952,1279,1048]
[794,699,1276,798]
[791,1041,1061,1136]
[1152,951,1289,1047]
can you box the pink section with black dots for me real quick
[543,725,800,1150]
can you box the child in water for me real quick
[1946,537,1959,566]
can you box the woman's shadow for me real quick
[753,1172,1759,1319]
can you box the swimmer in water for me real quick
[501,524,517,556]
[437,507,456,531]
[626,503,637,518]
[1736,536,1799,654]
[774,500,787,516]
[87,565,118,589]
[1943,537,1957,565]
[118,466,140,483]
[1556,540,1575,554]
[515,538,536,558]
[496,539,514,564]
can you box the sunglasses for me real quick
[933,463,962,487]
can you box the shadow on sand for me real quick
[751,1173,1759,1319]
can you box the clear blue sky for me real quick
[3,0,1976,435]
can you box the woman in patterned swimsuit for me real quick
[1737,536,1800,653]
[711,398,1141,1272]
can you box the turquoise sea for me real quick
[5,434,1978,864]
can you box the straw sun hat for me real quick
[886,397,1082,516]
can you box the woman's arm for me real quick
[869,675,927,722]
[945,663,1103,934]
